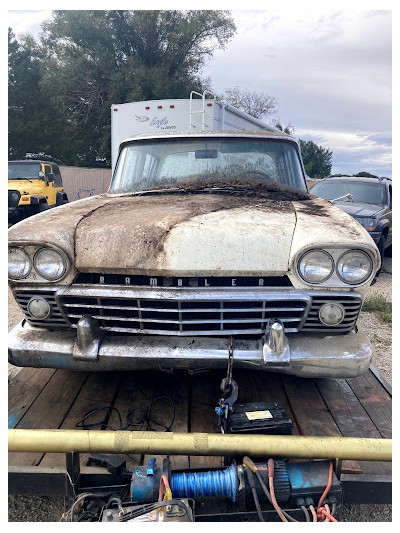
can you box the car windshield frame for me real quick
[311,180,386,205]
[8,162,42,181]
[109,137,307,194]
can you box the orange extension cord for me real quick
[316,462,338,522]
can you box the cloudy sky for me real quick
[8,8,392,177]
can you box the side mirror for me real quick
[47,173,55,184]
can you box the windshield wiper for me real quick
[332,193,353,203]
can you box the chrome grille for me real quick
[14,290,68,327]
[13,285,362,336]
[302,294,362,332]
[58,287,309,336]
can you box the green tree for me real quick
[353,171,379,178]
[8,28,64,160]
[38,10,236,165]
[298,139,332,179]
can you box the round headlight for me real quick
[8,247,31,279]
[337,250,372,284]
[298,250,334,283]
[34,248,67,280]
[10,192,20,202]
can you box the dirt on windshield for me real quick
[149,179,310,202]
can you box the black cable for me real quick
[125,396,176,432]
[75,406,123,430]
[75,396,176,433]
[245,467,264,522]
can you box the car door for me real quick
[42,163,57,206]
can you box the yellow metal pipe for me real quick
[8,429,391,462]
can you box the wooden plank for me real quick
[189,371,223,468]
[39,372,121,467]
[249,371,300,435]
[107,371,157,468]
[8,370,88,467]
[143,370,190,470]
[346,372,392,439]
[315,377,391,476]
[8,367,56,429]
[282,374,361,474]
[315,378,383,439]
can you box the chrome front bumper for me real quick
[8,318,372,378]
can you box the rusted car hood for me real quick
[8,192,373,278]
[74,193,297,276]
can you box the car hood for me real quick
[74,193,298,276]
[8,192,373,278]
[333,201,381,218]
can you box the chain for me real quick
[226,336,234,389]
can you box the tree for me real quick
[8,29,64,160]
[298,139,332,179]
[37,10,236,165]
[222,86,277,120]
[274,121,295,135]
[353,171,379,178]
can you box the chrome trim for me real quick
[8,320,372,378]
[12,284,363,335]
[56,285,312,337]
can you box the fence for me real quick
[60,166,112,201]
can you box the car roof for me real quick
[120,129,299,147]
[8,160,55,165]
[318,176,391,185]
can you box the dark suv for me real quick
[310,176,392,262]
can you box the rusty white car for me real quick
[8,131,380,378]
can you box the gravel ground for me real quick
[8,256,392,522]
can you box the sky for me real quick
[7,7,393,177]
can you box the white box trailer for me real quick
[111,90,279,171]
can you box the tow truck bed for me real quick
[8,365,391,504]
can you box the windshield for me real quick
[109,138,306,194]
[311,180,386,205]
[8,162,42,180]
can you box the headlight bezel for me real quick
[295,245,377,287]
[8,242,70,283]
[8,246,32,280]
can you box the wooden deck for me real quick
[8,365,391,478]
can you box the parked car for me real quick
[8,160,68,223]
[310,176,392,264]
[8,130,381,379]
